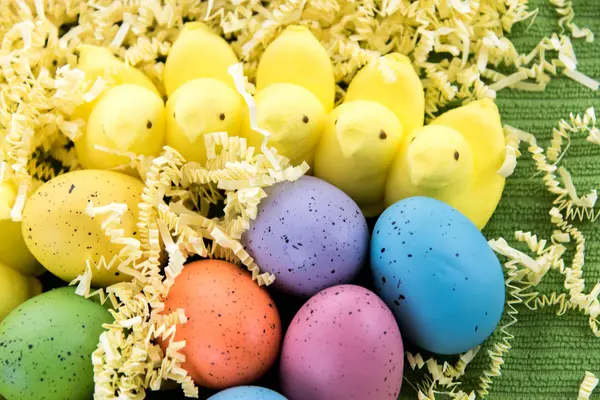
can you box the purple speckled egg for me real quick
[242,176,369,297]
[280,285,404,400]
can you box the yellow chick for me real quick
[313,52,424,216]
[345,53,425,134]
[0,262,42,321]
[242,25,333,166]
[313,100,404,216]
[256,25,335,112]
[72,45,160,122]
[242,83,325,166]
[164,22,239,97]
[165,78,243,164]
[0,181,44,276]
[385,99,506,229]
[75,84,166,170]
[385,125,474,202]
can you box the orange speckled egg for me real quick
[162,260,281,389]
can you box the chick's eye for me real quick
[379,130,387,140]
[454,151,460,161]
[302,115,309,124]
[146,120,152,129]
[219,113,225,121]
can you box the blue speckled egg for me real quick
[370,197,505,355]
[208,386,288,399]
[242,176,369,297]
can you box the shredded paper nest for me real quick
[0,0,599,399]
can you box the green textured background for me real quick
[402,1,600,398]
[146,2,600,398]
[37,1,600,399]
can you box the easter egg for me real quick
[280,285,404,400]
[370,196,505,354]
[0,181,44,276]
[0,287,112,400]
[161,260,281,389]
[242,176,369,297]
[22,170,145,287]
[208,386,288,400]
[0,262,41,321]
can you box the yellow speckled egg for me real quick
[0,262,41,321]
[22,170,145,287]
[0,181,44,276]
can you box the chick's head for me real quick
[330,100,403,170]
[247,83,325,165]
[166,78,243,163]
[405,125,473,191]
[76,84,165,170]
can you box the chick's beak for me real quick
[335,118,365,159]
[407,146,457,189]
[104,117,137,152]
[174,102,205,143]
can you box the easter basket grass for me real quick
[1,0,600,399]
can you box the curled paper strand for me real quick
[69,131,306,398]
[578,371,599,400]
[2,1,599,399]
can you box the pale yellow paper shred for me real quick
[409,107,600,399]
[0,0,598,399]
[405,347,479,400]
[481,109,600,397]
[71,133,305,397]
[578,371,599,400]
[550,0,594,43]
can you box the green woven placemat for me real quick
[400,1,600,399]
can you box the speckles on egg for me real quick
[280,285,404,400]
[0,287,112,400]
[208,386,288,400]
[22,170,145,287]
[241,176,369,297]
[370,197,505,355]
[160,260,281,390]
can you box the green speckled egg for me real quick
[0,287,111,400]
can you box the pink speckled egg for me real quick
[280,285,404,400]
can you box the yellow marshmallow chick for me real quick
[314,101,403,216]
[257,25,335,112]
[345,53,425,134]
[313,52,424,215]
[164,22,239,97]
[242,83,325,166]
[75,84,166,170]
[0,181,44,276]
[385,99,506,229]
[243,25,333,166]
[0,262,42,321]
[165,78,243,164]
[72,45,160,122]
